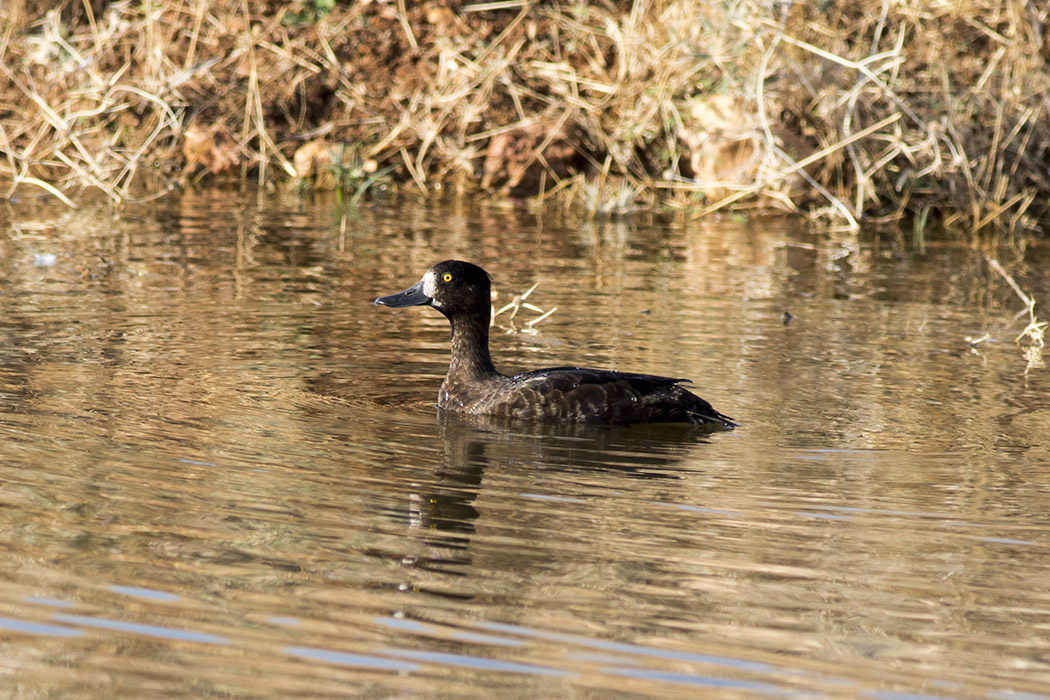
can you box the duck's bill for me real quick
[374,279,432,307]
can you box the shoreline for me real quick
[2,1,1049,237]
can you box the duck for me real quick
[374,260,736,428]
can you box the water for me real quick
[1,189,1049,698]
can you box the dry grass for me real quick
[1,0,1049,236]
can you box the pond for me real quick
[1,189,1049,699]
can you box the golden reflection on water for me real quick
[1,190,1049,698]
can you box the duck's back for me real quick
[445,366,735,427]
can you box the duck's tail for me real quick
[688,402,738,429]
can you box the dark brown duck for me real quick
[375,260,736,428]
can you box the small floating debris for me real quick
[33,253,57,266]
[984,257,1045,374]
[492,280,556,334]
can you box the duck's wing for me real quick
[506,367,734,427]
[512,366,689,389]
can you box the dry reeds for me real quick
[1,1,1049,236]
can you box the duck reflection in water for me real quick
[398,412,720,579]
[375,260,736,429]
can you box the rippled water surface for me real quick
[2,190,1049,699]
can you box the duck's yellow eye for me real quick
[442,273,453,282]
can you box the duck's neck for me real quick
[448,312,499,380]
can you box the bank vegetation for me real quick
[2,0,1049,236]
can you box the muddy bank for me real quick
[2,1,1049,235]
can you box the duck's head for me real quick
[375,260,492,318]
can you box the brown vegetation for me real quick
[1,0,1049,235]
